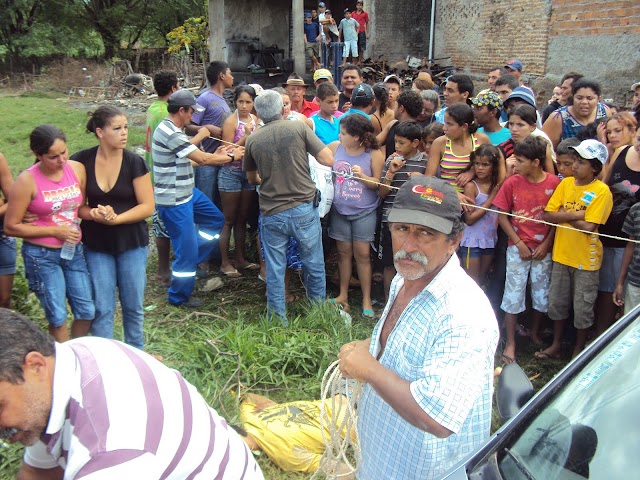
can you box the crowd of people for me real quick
[1,11,640,474]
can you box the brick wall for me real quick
[432,0,640,103]
[550,0,640,37]
[433,0,550,76]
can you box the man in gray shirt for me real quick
[244,90,334,322]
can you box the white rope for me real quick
[311,360,362,480]
[212,134,640,245]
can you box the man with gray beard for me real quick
[338,176,499,479]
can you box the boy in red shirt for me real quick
[493,136,560,363]
[351,1,369,66]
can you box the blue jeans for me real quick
[22,242,94,327]
[84,245,148,349]
[195,165,221,207]
[261,202,326,321]
[158,188,224,305]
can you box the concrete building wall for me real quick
[368,0,431,61]
[208,0,292,69]
[432,0,640,104]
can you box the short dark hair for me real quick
[561,72,583,85]
[395,121,423,142]
[0,309,55,384]
[489,66,509,76]
[495,74,519,91]
[153,70,178,97]
[397,91,423,119]
[514,136,547,164]
[316,82,339,100]
[556,137,581,157]
[572,78,602,97]
[342,64,363,78]
[234,85,257,102]
[206,61,230,86]
[445,103,478,134]
[447,74,474,99]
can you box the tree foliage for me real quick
[0,0,206,72]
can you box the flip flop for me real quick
[500,353,515,365]
[534,350,561,361]
[240,263,260,271]
[327,298,350,312]
[361,309,375,319]
[257,274,266,283]
[221,268,242,278]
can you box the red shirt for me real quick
[493,172,560,250]
[300,99,320,117]
[351,11,369,34]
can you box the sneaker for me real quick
[171,297,204,308]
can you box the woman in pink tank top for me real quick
[5,125,94,342]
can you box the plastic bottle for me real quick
[60,220,79,260]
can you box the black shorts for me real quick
[377,222,394,268]
[357,32,367,52]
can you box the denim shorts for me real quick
[0,236,17,275]
[598,247,625,293]
[457,246,495,260]
[329,208,377,243]
[217,167,255,193]
[22,242,95,327]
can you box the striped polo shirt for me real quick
[24,338,263,479]
[152,118,198,207]
[381,150,427,222]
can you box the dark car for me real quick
[442,304,640,479]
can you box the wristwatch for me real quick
[227,152,235,160]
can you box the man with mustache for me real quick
[0,309,263,479]
[338,176,499,479]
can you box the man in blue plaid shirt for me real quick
[339,176,499,479]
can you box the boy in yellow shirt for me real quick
[539,139,613,359]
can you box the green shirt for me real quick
[145,100,168,181]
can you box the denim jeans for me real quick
[22,242,94,327]
[84,245,148,349]
[261,202,326,322]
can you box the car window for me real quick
[498,323,640,479]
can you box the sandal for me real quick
[361,309,375,319]
[221,268,242,278]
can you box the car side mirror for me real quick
[496,363,535,423]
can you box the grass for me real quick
[0,92,146,177]
[0,93,567,479]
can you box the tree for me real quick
[76,0,153,58]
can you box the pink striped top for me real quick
[23,338,263,479]
[440,134,480,192]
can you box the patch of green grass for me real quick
[0,94,145,177]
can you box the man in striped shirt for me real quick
[0,309,263,479]
[152,89,243,308]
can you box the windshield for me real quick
[498,320,640,479]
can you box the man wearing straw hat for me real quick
[283,73,319,117]
[338,176,498,479]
